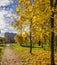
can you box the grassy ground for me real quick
[10,44,57,65]
[0,44,6,64]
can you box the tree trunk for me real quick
[55,35,57,46]
[38,40,41,46]
[50,0,55,65]
[30,18,32,54]
[20,24,23,46]
[29,0,34,54]
[42,42,43,48]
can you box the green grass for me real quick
[10,44,30,52]
[10,43,45,53]
[11,43,51,52]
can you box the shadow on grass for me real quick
[20,45,43,48]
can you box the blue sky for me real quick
[0,0,18,37]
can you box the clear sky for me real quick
[0,0,18,37]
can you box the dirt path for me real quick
[1,44,22,65]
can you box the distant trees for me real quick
[0,37,5,44]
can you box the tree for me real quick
[14,0,51,53]
[50,0,57,65]
[12,0,57,57]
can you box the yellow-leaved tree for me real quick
[12,0,57,64]
[13,0,51,53]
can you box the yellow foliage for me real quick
[12,0,57,42]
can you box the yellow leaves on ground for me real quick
[11,44,51,65]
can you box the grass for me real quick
[10,43,57,65]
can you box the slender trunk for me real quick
[56,36,57,46]
[30,18,32,53]
[38,40,41,46]
[50,0,55,65]
[20,24,23,46]
[29,0,34,54]
[51,11,54,65]
[42,42,43,48]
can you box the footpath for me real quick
[1,44,22,65]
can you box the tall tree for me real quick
[29,0,34,53]
[50,0,57,65]
[12,0,51,53]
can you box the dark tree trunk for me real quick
[38,41,41,46]
[20,25,23,46]
[42,42,43,48]
[30,18,32,54]
[51,30,55,65]
[50,0,56,65]
[29,0,34,54]
[55,35,57,46]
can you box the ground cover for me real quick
[10,44,57,65]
